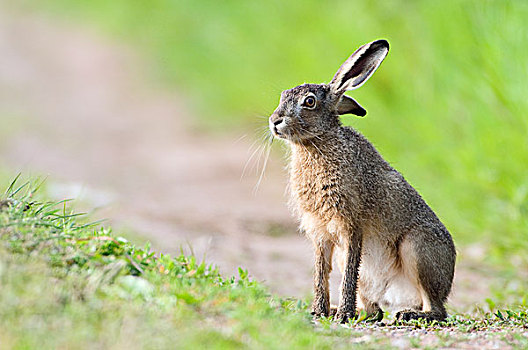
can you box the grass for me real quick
[23,0,528,272]
[0,178,334,349]
[1,176,527,349]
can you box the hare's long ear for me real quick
[330,39,389,94]
[337,95,366,116]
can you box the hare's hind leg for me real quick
[395,227,455,322]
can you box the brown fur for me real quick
[269,40,456,323]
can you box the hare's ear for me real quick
[330,39,389,94]
[337,95,366,117]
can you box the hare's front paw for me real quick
[311,299,330,317]
[334,307,356,324]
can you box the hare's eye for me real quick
[303,96,316,108]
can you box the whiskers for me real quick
[241,121,324,194]
[241,124,275,194]
[255,132,274,194]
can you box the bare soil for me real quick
[0,4,497,312]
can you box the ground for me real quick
[0,0,507,323]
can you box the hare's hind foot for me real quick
[394,307,447,323]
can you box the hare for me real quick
[268,39,456,323]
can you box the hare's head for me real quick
[269,40,389,142]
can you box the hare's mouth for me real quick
[272,127,284,138]
[271,126,292,140]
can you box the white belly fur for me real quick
[335,230,427,314]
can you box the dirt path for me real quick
[0,5,494,310]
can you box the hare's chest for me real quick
[289,162,342,219]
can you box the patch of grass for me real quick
[1,177,527,348]
[0,178,344,349]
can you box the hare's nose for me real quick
[269,115,286,136]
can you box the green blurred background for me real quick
[16,0,528,266]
